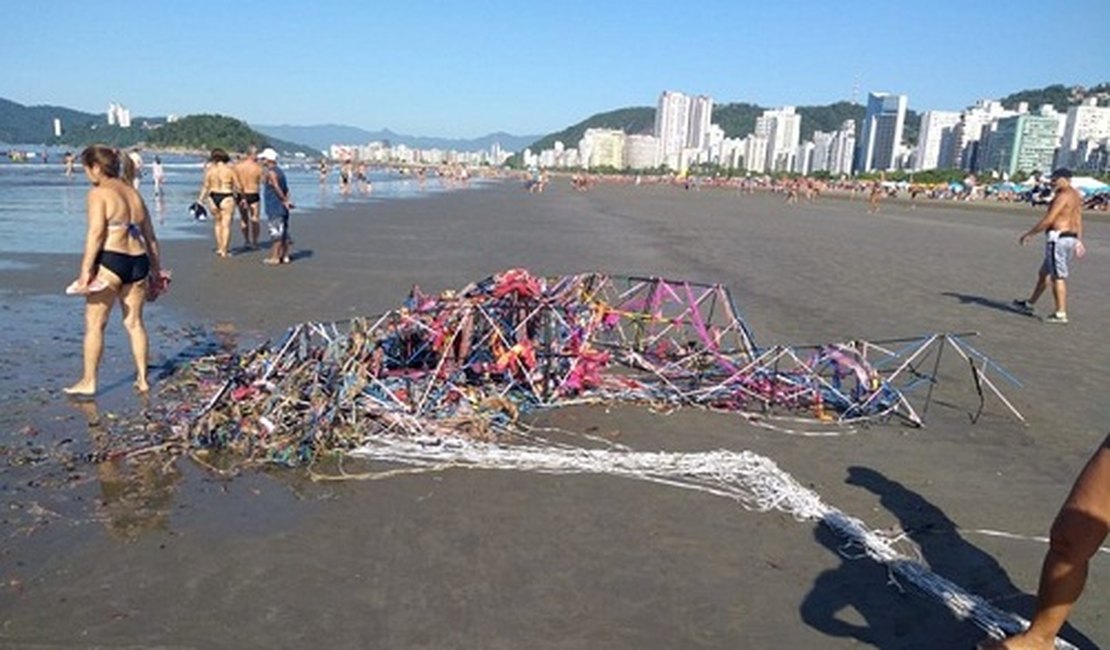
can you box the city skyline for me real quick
[2,0,1107,139]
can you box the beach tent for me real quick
[1069,176,1108,193]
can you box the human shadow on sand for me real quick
[942,292,1038,317]
[800,466,1097,649]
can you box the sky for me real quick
[3,0,1108,139]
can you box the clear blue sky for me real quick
[4,0,1107,138]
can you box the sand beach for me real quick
[0,180,1107,648]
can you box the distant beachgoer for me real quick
[977,433,1110,650]
[64,145,162,396]
[234,146,265,249]
[1013,168,1085,324]
[339,160,352,194]
[127,148,143,189]
[318,157,329,184]
[356,162,369,193]
[151,156,166,196]
[260,148,293,265]
[197,148,239,257]
[867,179,882,214]
[63,152,75,177]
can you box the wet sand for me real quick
[1,181,1107,648]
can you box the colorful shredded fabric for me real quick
[154,269,1023,466]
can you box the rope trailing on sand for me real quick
[348,436,1075,649]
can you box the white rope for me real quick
[348,436,1076,649]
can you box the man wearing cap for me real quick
[259,148,294,265]
[1013,168,1085,324]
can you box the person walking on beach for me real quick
[978,434,1110,650]
[260,148,293,265]
[64,145,163,396]
[1013,168,1084,324]
[197,148,239,258]
[151,155,166,197]
[234,146,265,250]
[867,178,883,214]
[127,148,143,189]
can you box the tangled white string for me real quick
[349,436,1075,649]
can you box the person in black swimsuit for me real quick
[197,149,239,257]
[65,145,163,396]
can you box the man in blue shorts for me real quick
[260,148,294,265]
[1013,169,1085,324]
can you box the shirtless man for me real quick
[978,434,1110,650]
[1013,168,1085,324]
[234,146,265,249]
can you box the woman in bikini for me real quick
[65,145,163,396]
[197,148,239,257]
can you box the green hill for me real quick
[999,83,1110,112]
[0,97,317,155]
[0,98,100,144]
[144,114,317,156]
[526,106,656,154]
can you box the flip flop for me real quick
[65,278,109,295]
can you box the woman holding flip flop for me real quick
[65,145,163,396]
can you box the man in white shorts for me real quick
[1013,169,1085,324]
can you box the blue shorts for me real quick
[1041,233,1078,279]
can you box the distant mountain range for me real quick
[253,124,541,154]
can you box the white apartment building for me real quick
[654,91,691,170]
[793,141,815,175]
[828,120,856,176]
[742,135,769,173]
[914,110,961,171]
[755,106,801,172]
[626,134,660,169]
[810,131,834,173]
[579,128,626,169]
[949,99,1020,170]
[687,95,714,150]
[1056,98,1110,169]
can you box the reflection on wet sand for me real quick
[69,397,182,541]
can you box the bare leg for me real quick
[118,281,150,392]
[238,203,250,247]
[1051,278,1067,315]
[250,204,261,248]
[979,436,1110,649]
[213,198,233,256]
[1027,270,1050,305]
[65,289,115,395]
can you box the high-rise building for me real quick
[950,99,1018,170]
[811,131,835,173]
[741,135,769,173]
[914,110,961,171]
[579,128,626,170]
[755,106,801,172]
[625,134,660,169]
[654,91,690,170]
[1056,98,1110,169]
[686,95,713,150]
[855,92,907,172]
[829,120,856,176]
[793,141,815,175]
[978,107,1062,177]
